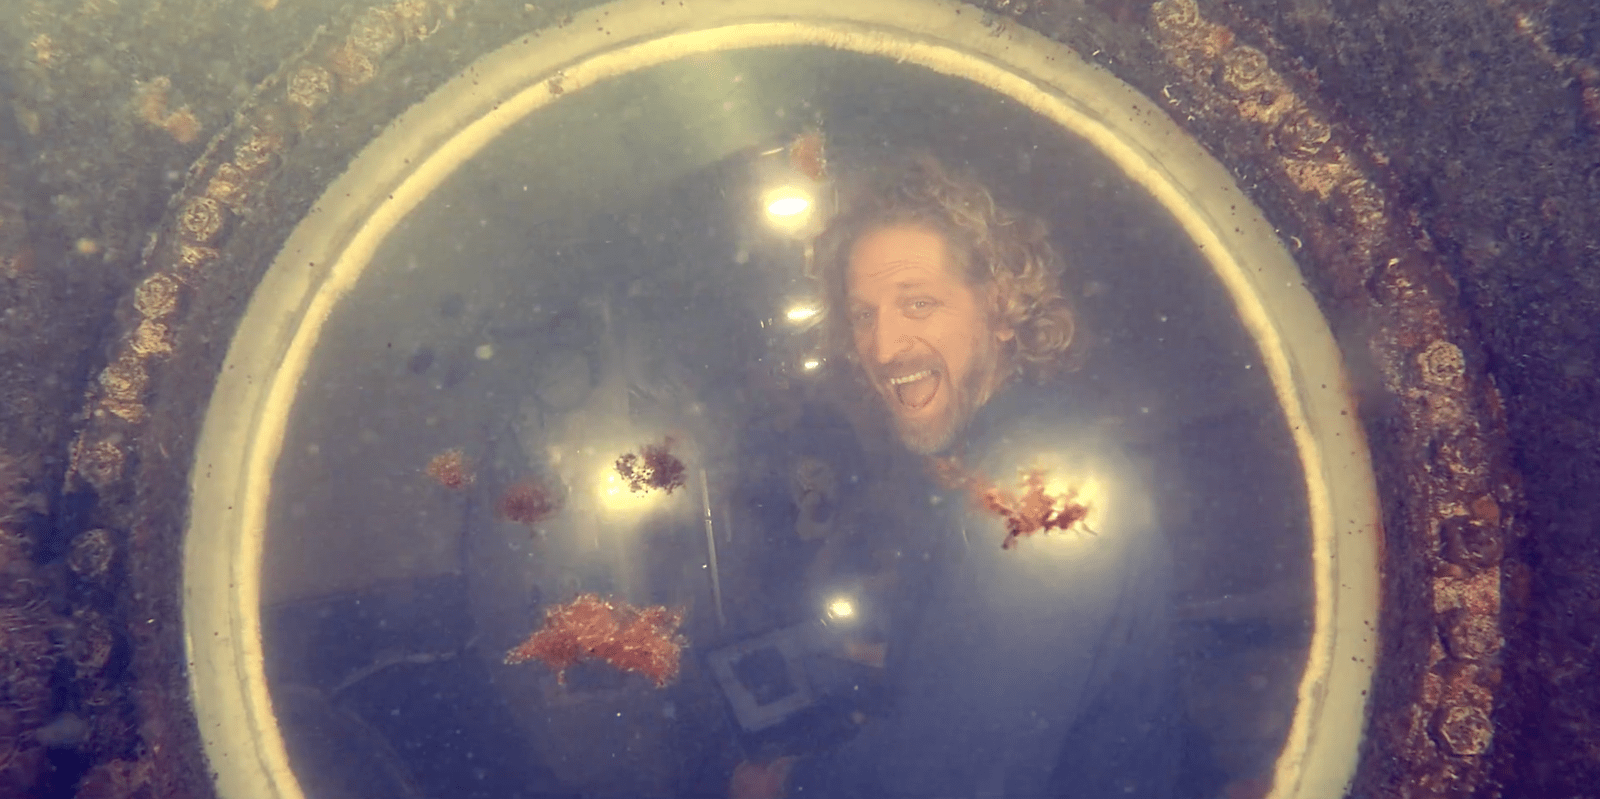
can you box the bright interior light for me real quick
[827,596,856,620]
[1039,472,1109,542]
[763,186,815,234]
[802,359,821,371]
[767,196,811,217]
[785,305,818,322]
[1055,475,1104,521]
[598,466,661,514]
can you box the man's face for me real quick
[846,225,1011,455]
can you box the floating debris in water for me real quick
[498,476,560,527]
[984,470,1093,550]
[425,448,474,489]
[788,126,827,182]
[505,593,684,687]
[931,458,1093,550]
[615,437,686,495]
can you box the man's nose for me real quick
[873,312,911,364]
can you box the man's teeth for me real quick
[888,370,933,386]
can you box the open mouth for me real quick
[888,369,940,410]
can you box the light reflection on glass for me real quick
[763,186,814,233]
[785,305,819,322]
[597,465,662,514]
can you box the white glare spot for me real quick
[475,344,494,360]
[763,186,815,234]
[786,305,819,322]
[827,597,856,620]
[802,359,821,371]
[598,466,662,514]
[767,196,810,217]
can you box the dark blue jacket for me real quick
[789,382,1179,798]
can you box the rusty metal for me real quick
[7,2,463,796]
[1137,2,1523,796]
[0,0,1592,796]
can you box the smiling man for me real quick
[730,156,1180,799]
[820,156,1077,457]
[847,223,1016,454]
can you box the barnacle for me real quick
[205,163,252,209]
[1418,340,1467,388]
[1273,107,1333,159]
[68,528,115,581]
[287,65,334,112]
[1220,45,1279,100]
[176,244,220,274]
[129,319,174,358]
[98,358,147,403]
[389,0,437,41]
[349,7,402,58]
[1152,0,1202,36]
[71,435,124,490]
[132,273,180,319]
[329,45,378,89]
[1437,705,1493,756]
[233,127,284,177]
[178,197,225,245]
[64,608,115,677]
[98,356,149,423]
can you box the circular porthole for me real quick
[170,2,1379,797]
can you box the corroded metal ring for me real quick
[1,0,1576,797]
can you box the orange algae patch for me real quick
[505,593,685,687]
[932,458,1093,550]
[426,448,474,489]
[498,476,560,527]
[982,470,1093,550]
[614,436,687,495]
[788,127,827,182]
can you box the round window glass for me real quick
[186,4,1379,799]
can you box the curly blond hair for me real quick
[810,153,1077,383]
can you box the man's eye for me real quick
[907,299,936,315]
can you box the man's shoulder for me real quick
[959,379,1161,553]
[966,380,1114,457]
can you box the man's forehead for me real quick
[847,226,961,291]
[850,262,935,291]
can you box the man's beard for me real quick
[878,342,1002,456]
